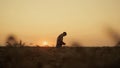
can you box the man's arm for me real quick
[61,37,65,45]
[62,41,66,45]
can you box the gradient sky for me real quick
[0,0,120,46]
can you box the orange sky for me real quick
[0,0,120,46]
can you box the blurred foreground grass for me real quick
[0,47,120,68]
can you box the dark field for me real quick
[0,47,120,68]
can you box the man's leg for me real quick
[56,44,62,48]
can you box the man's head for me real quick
[63,32,67,36]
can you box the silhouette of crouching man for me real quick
[56,32,67,48]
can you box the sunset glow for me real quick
[38,41,54,47]
[43,41,48,46]
[0,0,120,46]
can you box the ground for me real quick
[0,47,120,68]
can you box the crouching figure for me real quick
[56,32,67,48]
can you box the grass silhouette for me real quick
[0,47,120,68]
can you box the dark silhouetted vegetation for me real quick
[106,26,120,47]
[6,35,25,47]
[0,47,120,68]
